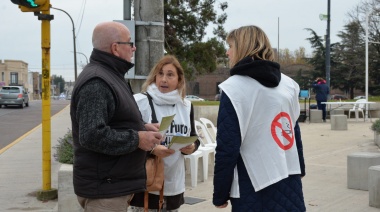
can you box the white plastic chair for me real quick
[184,150,203,187]
[199,118,217,141]
[197,145,215,181]
[194,120,216,148]
[348,99,366,121]
[193,120,216,181]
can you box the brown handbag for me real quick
[144,155,165,211]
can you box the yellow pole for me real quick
[41,7,51,191]
[36,2,57,201]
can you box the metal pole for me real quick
[326,0,331,93]
[51,7,77,81]
[365,12,370,119]
[41,8,52,192]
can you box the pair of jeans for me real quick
[317,101,326,120]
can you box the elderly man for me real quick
[70,21,162,212]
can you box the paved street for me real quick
[0,100,70,149]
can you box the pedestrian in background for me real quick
[70,21,162,212]
[312,77,329,122]
[131,55,200,211]
[213,25,306,211]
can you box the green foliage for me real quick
[54,129,74,164]
[164,0,228,79]
[52,75,66,94]
[304,28,326,79]
[371,119,380,133]
[333,20,365,99]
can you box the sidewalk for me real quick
[0,105,380,211]
[0,105,70,211]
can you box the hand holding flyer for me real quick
[168,135,198,151]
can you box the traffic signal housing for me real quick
[11,0,50,12]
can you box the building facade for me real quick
[0,60,29,89]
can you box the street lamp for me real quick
[325,0,331,93]
[319,0,331,97]
[365,9,380,120]
[51,7,77,81]
[71,51,88,65]
[76,51,88,64]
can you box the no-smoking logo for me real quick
[271,112,294,150]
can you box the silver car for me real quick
[0,86,29,108]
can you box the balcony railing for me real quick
[8,80,24,86]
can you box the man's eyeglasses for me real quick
[116,41,134,48]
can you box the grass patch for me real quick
[191,101,220,106]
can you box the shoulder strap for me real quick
[146,92,158,123]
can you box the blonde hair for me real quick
[226,25,275,67]
[142,55,186,99]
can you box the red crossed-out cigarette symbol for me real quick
[271,112,294,150]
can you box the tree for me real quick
[305,29,342,80]
[278,47,308,66]
[52,75,65,94]
[304,28,328,79]
[334,20,365,99]
[278,47,311,89]
[164,0,228,79]
[347,0,380,92]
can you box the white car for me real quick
[185,95,205,101]
[354,96,366,100]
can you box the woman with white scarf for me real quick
[130,55,200,212]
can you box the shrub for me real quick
[371,119,380,134]
[54,129,74,164]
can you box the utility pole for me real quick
[10,0,58,201]
[131,0,164,93]
[325,0,331,95]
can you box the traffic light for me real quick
[11,0,50,12]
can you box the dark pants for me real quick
[317,101,326,120]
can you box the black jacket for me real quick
[71,49,147,198]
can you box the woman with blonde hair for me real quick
[130,55,200,211]
[213,25,306,211]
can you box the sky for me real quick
[0,0,362,82]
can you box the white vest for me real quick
[219,74,301,193]
[134,93,192,196]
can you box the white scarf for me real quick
[146,83,183,105]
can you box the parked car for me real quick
[0,86,29,108]
[185,95,205,101]
[354,95,366,100]
[331,94,348,100]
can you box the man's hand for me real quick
[145,123,160,132]
[138,131,162,151]
[151,145,175,158]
